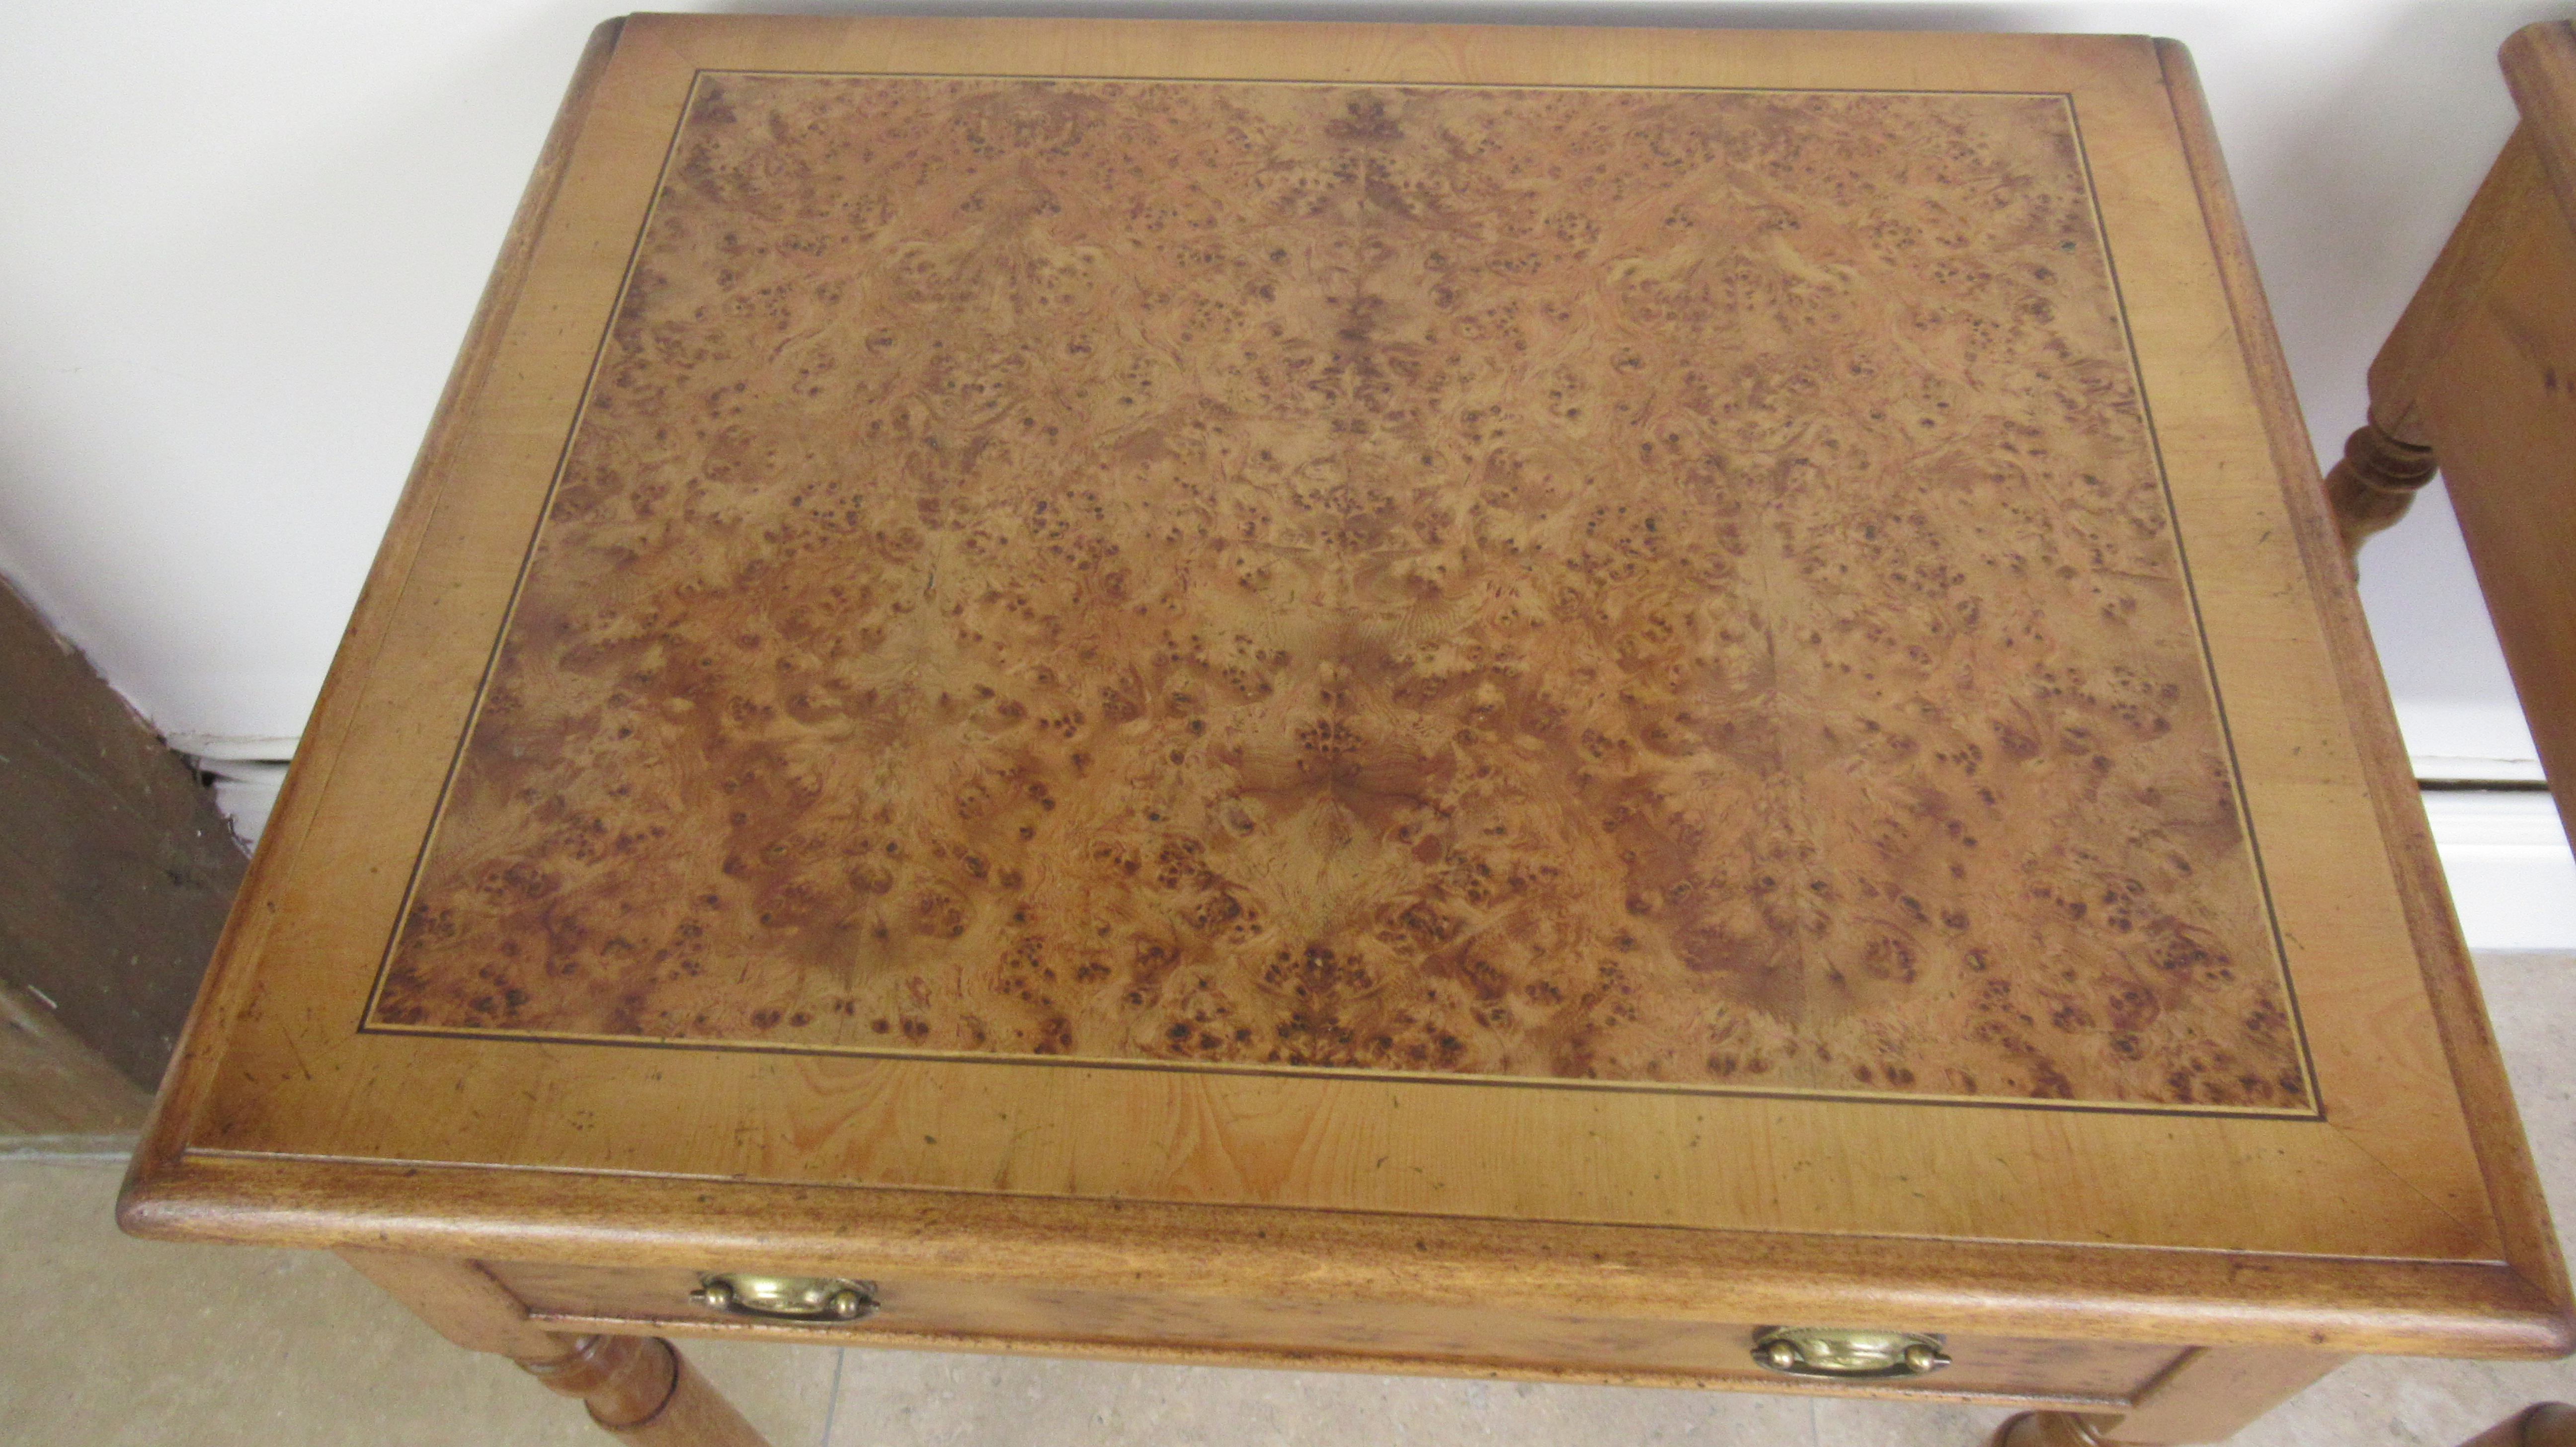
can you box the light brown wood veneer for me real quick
[121,18,2571,1447]
[128,7,2538,1264]
[484,1257,2185,1405]
[370,70,2306,1113]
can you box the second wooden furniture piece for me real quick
[2325,20,2576,863]
[122,16,2572,1446]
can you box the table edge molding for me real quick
[118,1150,2576,1358]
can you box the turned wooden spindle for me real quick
[1991,1412,2112,1447]
[336,1251,769,1447]
[2458,1403,2576,1447]
[2324,418,2440,564]
[517,1333,767,1447]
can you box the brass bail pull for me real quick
[1752,1327,1950,1379]
[690,1273,879,1322]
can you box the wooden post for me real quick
[2457,1403,2576,1447]
[2325,97,2561,566]
[338,1250,770,1447]
[2324,417,2441,560]
[518,1333,769,1447]
[1991,1348,2345,1446]
[0,979,151,1137]
[0,574,244,1105]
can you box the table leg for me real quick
[1992,1415,2111,1447]
[337,1248,770,1447]
[1989,1348,2346,1446]
[519,1331,767,1446]
[2458,1404,2576,1447]
[2324,417,2439,563]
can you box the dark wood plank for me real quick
[0,574,244,1091]
[0,978,149,1134]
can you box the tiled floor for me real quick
[6,954,2574,1447]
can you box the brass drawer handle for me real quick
[1752,1327,1950,1379]
[690,1274,878,1322]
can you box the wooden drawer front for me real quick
[484,1260,2180,1405]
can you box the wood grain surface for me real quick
[370,70,2304,1111]
[2318,17,2576,1318]
[2081,1344,2344,1444]
[0,979,150,1135]
[0,573,244,1090]
[122,21,2564,1357]
[2417,20,2576,853]
[129,1151,2571,1358]
[2457,1404,2576,1447]
[485,1257,2184,1406]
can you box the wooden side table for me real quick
[2325,20,2576,855]
[121,17,2573,1446]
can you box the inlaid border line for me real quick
[2060,90,2327,1118]
[356,69,713,1033]
[359,1015,2326,1121]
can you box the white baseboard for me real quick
[2422,790,2576,952]
[2411,755,2548,784]
[165,731,302,761]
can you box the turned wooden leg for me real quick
[337,1249,771,1447]
[1988,1348,2344,1446]
[1992,1411,2115,1446]
[2324,418,2439,563]
[520,1332,766,1446]
[2457,1403,2576,1447]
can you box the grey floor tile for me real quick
[823,1351,1815,1447]
[1810,1394,2014,1447]
[680,1336,846,1447]
[2212,953,2576,1447]
[2229,1357,2576,1447]
[0,1156,839,1447]
[2479,953,2576,1254]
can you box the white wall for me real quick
[0,1,616,750]
[2,1,2567,925]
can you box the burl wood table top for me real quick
[126,16,2568,1357]
[377,71,2298,1113]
